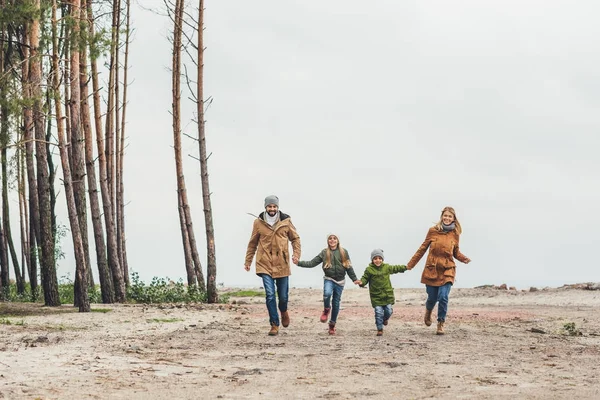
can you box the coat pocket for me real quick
[423,265,437,280]
[443,266,456,278]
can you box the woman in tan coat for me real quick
[407,206,471,335]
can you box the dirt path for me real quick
[1,287,600,399]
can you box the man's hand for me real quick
[292,255,299,265]
[244,264,251,271]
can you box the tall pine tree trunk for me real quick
[87,0,125,302]
[21,23,40,298]
[197,0,217,302]
[32,0,60,306]
[117,0,131,287]
[81,0,114,303]
[172,0,205,289]
[52,0,89,311]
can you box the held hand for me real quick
[244,264,251,272]
[353,280,362,286]
[292,255,299,265]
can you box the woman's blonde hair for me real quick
[434,206,462,234]
[324,234,351,269]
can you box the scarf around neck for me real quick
[442,222,456,232]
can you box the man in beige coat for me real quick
[245,195,301,336]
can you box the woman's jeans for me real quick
[323,279,344,324]
[374,304,393,330]
[260,274,289,326]
[426,282,452,322]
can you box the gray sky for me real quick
[53,0,600,290]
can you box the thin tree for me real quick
[32,0,60,306]
[80,0,115,303]
[51,0,89,311]
[87,0,126,302]
[116,0,131,286]
[21,17,40,299]
[171,0,205,289]
[196,0,217,302]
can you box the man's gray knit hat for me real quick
[370,248,384,261]
[264,195,279,208]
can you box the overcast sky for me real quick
[52,0,600,290]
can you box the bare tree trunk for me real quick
[117,0,132,287]
[87,0,125,302]
[0,77,10,293]
[64,0,92,307]
[17,147,32,289]
[52,0,90,312]
[21,23,40,298]
[32,0,60,306]
[172,0,205,289]
[45,89,57,240]
[80,0,114,304]
[105,0,120,228]
[196,0,217,302]
[2,145,24,294]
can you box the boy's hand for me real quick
[353,280,362,286]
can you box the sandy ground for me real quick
[1,286,600,399]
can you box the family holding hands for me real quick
[244,195,471,337]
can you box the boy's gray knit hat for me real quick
[264,195,279,208]
[370,248,384,261]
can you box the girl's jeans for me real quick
[323,279,344,324]
[259,274,289,327]
[426,282,452,322]
[374,304,393,330]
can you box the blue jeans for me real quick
[374,304,393,330]
[323,279,344,324]
[426,283,452,322]
[260,274,289,326]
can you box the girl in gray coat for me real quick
[295,234,361,335]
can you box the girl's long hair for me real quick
[434,206,463,234]
[324,234,351,269]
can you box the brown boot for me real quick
[424,308,433,326]
[376,330,383,336]
[268,323,279,336]
[328,322,336,335]
[281,311,290,328]
[436,321,445,335]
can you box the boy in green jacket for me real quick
[358,249,408,336]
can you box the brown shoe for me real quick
[281,311,290,328]
[320,308,331,323]
[383,319,389,326]
[376,330,383,336]
[328,322,336,335]
[436,321,445,335]
[424,308,433,326]
[268,324,279,336]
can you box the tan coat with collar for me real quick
[245,212,301,278]
[407,227,469,286]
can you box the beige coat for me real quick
[407,227,469,286]
[245,212,301,278]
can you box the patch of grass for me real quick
[91,308,112,313]
[127,272,208,304]
[226,290,264,297]
[146,318,184,323]
[562,322,582,336]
